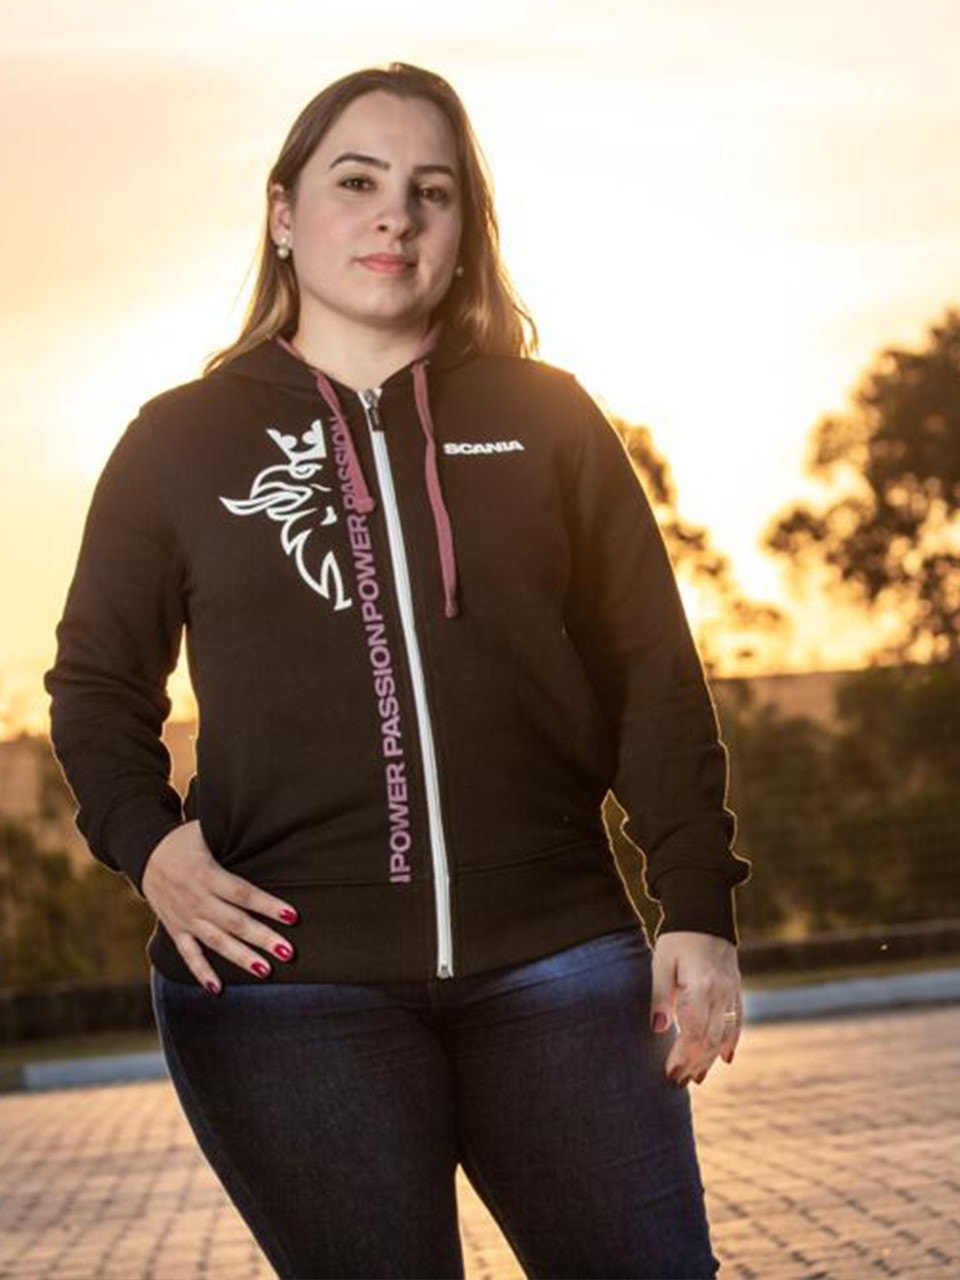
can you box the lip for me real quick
[357,254,415,275]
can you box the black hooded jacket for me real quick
[45,336,751,985]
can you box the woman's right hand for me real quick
[141,820,299,993]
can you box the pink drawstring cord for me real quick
[312,372,376,516]
[274,333,459,618]
[413,360,460,619]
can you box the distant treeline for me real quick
[612,661,960,941]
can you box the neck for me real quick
[290,313,434,391]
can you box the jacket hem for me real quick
[146,844,642,985]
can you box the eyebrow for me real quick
[329,151,456,180]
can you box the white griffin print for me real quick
[220,420,353,610]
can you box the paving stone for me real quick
[0,1003,957,1277]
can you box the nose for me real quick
[375,189,419,239]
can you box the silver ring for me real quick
[721,1010,739,1023]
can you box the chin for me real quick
[353,303,436,332]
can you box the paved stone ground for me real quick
[0,1004,957,1279]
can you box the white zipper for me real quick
[357,388,455,980]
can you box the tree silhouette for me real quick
[712,663,960,938]
[609,414,788,673]
[764,308,960,662]
[0,818,154,988]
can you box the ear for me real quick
[268,182,294,244]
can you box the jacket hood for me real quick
[210,323,470,396]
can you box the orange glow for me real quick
[4,3,960,735]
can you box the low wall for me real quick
[0,981,155,1045]
[739,918,960,974]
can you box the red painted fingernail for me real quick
[651,1013,668,1033]
[273,942,294,961]
[279,907,299,924]
[204,980,221,996]
[251,960,271,978]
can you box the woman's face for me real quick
[271,91,463,344]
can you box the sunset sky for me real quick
[3,0,960,732]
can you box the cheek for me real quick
[432,216,463,271]
[297,205,354,257]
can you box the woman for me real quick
[46,62,750,1279]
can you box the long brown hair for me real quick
[205,63,537,373]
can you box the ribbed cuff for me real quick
[101,800,185,897]
[654,869,739,945]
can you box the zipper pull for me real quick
[359,388,384,432]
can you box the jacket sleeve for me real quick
[43,414,187,896]
[561,381,751,944]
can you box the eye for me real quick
[339,174,374,192]
[417,185,452,205]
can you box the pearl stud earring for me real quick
[276,238,292,260]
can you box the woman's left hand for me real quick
[649,930,743,1086]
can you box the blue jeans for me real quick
[151,925,719,1278]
